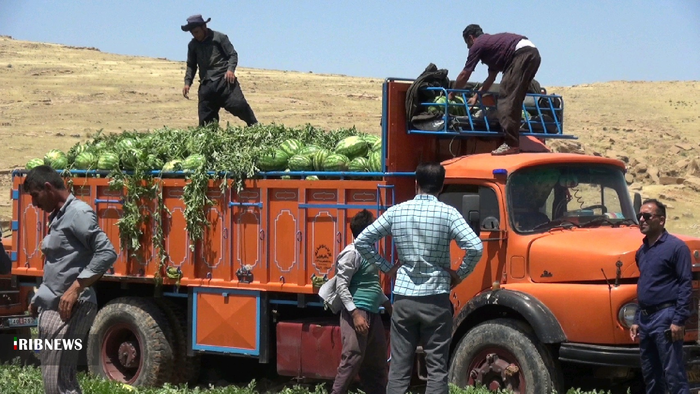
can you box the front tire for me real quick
[448,318,563,394]
[87,297,174,387]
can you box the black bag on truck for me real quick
[405,63,451,130]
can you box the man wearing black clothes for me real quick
[450,24,541,155]
[630,199,692,394]
[181,14,258,127]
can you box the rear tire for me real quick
[448,318,563,394]
[155,297,201,385]
[87,297,174,387]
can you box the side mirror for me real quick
[633,192,642,215]
[462,195,481,237]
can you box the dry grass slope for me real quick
[1,36,698,236]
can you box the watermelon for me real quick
[73,152,97,170]
[26,158,45,170]
[162,159,182,172]
[323,154,350,171]
[118,138,137,151]
[312,149,331,171]
[147,154,164,170]
[335,136,369,159]
[182,154,206,170]
[44,149,68,169]
[349,157,369,173]
[428,95,467,116]
[361,134,380,145]
[92,141,107,152]
[305,175,319,181]
[280,139,304,157]
[281,169,292,179]
[258,149,290,171]
[68,144,89,162]
[97,152,120,170]
[370,139,382,153]
[287,154,314,171]
[368,151,382,172]
[121,149,144,170]
[298,145,322,156]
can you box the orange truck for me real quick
[2,78,700,392]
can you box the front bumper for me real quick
[560,343,700,388]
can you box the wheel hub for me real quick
[101,323,142,383]
[470,353,521,392]
[117,340,139,368]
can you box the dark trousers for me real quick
[332,308,388,394]
[639,306,690,394]
[388,294,452,394]
[498,46,541,148]
[198,77,258,127]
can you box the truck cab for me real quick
[380,78,700,392]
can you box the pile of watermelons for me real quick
[25,123,383,176]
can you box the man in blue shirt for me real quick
[629,199,692,394]
[355,163,483,394]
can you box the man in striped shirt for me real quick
[355,163,483,394]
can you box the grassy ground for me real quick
[0,362,626,394]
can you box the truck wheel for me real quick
[155,297,201,385]
[448,318,563,394]
[87,297,174,387]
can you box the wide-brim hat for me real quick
[181,14,211,32]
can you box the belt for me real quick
[639,302,675,316]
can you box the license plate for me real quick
[0,316,37,328]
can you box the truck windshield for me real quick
[507,164,637,233]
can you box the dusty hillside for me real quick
[1,36,698,236]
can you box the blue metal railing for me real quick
[409,86,573,139]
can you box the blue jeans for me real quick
[639,306,689,394]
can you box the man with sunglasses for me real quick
[630,199,692,393]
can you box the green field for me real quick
[0,362,626,394]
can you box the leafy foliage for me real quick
[49,123,374,278]
[0,362,628,394]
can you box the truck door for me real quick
[439,184,506,303]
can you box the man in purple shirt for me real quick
[449,24,541,155]
[629,199,692,394]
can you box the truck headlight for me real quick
[618,303,638,328]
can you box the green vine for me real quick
[55,123,372,285]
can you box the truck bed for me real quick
[9,175,395,293]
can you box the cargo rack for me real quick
[390,77,573,140]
